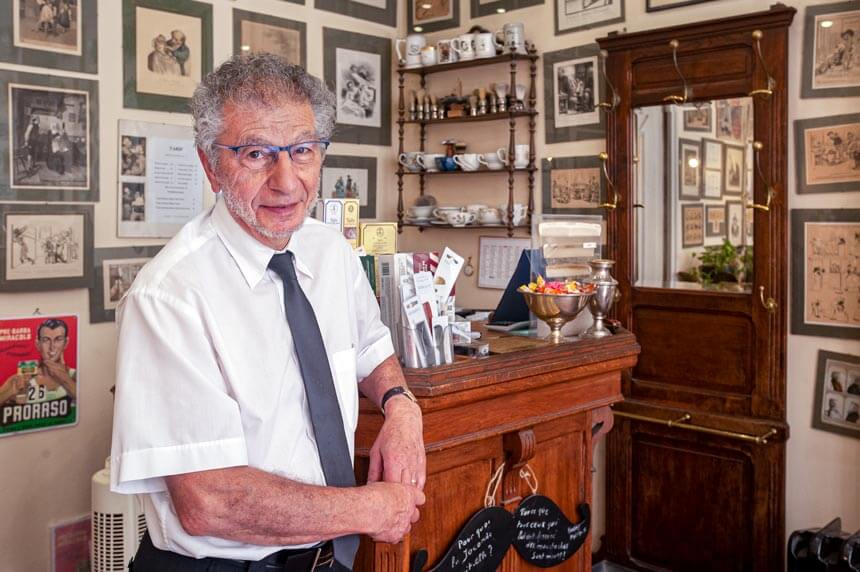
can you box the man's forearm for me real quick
[361,354,408,408]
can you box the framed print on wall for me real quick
[0,69,99,202]
[681,204,704,248]
[0,0,97,73]
[794,113,860,194]
[89,245,162,323]
[407,0,460,34]
[473,0,543,18]
[723,143,745,196]
[232,9,306,69]
[555,0,624,35]
[725,200,743,245]
[316,0,397,28]
[678,138,701,200]
[705,204,726,238]
[320,155,377,219]
[646,0,717,12]
[541,156,604,215]
[0,203,93,291]
[801,2,860,99]
[791,208,860,339]
[683,105,712,133]
[544,43,604,143]
[122,0,213,113]
[323,27,391,146]
[812,350,860,439]
[701,138,723,199]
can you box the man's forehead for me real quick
[221,98,315,131]
[39,327,65,338]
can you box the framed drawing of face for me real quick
[541,156,604,215]
[555,0,624,35]
[122,0,212,113]
[678,138,701,200]
[794,113,860,194]
[812,350,860,439]
[232,9,306,69]
[791,208,860,339]
[316,0,397,28]
[0,0,98,73]
[320,155,377,219]
[0,69,99,202]
[802,2,860,98]
[324,27,391,146]
[89,245,162,323]
[544,43,604,143]
[0,203,93,291]
[681,204,704,248]
[407,0,459,33]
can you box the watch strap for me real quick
[380,386,417,414]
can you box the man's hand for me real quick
[365,479,425,544]
[367,398,426,490]
[40,361,75,397]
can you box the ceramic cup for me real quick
[453,153,481,171]
[445,211,477,227]
[496,22,526,55]
[420,45,437,67]
[474,32,502,59]
[501,203,528,226]
[396,33,426,67]
[479,207,503,225]
[433,206,463,221]
[453,33,476,61]
[437,39,458,64]
[417,153,443,172]
[466,204,487,216]
[496,145,530,169]
[409,205,435,219]
[435,156,458,172]
[398,152,422,172]
[479,152,505,171]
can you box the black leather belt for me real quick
[228,541,335,570]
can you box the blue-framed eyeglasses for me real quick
[213,140,330,171]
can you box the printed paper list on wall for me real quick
[117,120,205,238]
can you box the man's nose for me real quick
[267,152,303,194]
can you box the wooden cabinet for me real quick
[354,328,640,571]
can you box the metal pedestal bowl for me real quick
[520,290,594,344]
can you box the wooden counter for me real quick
[354,327,640,571]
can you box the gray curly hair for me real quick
[190,53,336,167]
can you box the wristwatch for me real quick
[380,386,418,415]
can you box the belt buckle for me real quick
[310,546,334,569]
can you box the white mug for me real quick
[452,33,476,61]
[398,151,422,172]
[420,45,437,67]
[437,39,458,64]
[446,211,477,227]
[497,22,526,55]
[417,153,443,172]
[466,203,487,216]
[513,144,530,168]
[474,32,502,58]
[479,152,505,170]
[478,207,502,224]
[396,33,426,67]
[502,203,528,226]
[453,153,481,171]
[409,205,435,219]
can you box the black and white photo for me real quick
[813,350,860,439]
[233,9,306,68]
[13,0,81,55]
[316,0,397,28]
[120,182,145,222]
[555,0,624,35]
[104,258,147,310]
[320,155,377,219]
[544,44,604,143]
[407,0,459,33]
[89,245,162,323]
[120,135,145,177]
[336,48,381,127]
[802,3,860,98]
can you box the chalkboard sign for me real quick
[426,506,514,572]
[512,496,591,568]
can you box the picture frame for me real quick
[715,98,749,144]
[794,113,860,194]
[705,204,726,238]
[0,69,99,202]
[323,27,391,146]
[232,9,306,69]
[723,143,745,196]
[555,0,624,35]
[0,203,93,291]
[320,155,378,219]
[89,245,162,323]
[473,0,543,18]
[812,350,860,439]
[646,0,718,12]
[683,105,712,132]
[681,204,704,248]
[701,138,723,199]
[544,43,604,144]
[725,200,743,245]
[790,208,860,339]
[315,0,397,28]
[407,0,460,33]
[801,2,860,99]
[541,156,604,215]
[1,0,97,73]
[678,138,701,200]
[122,0,213,113]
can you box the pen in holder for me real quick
[400,321,454,369]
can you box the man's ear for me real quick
[197,147,220,194]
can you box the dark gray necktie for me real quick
[268,251,359,569]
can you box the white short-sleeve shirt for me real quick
[110,198,393,560]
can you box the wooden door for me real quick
[597,7,795,571]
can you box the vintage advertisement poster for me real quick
[804,222,860,329]
[0,315,78,437]
[51,515,91,572]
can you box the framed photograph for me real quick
[744,204,754,246]
[681,204,704,248]
[725,200,743,245]
[320,155,377,219]
[89,245,162,323]
[544,44,604,143]
[647,0,717,11]
[794,113,860,194]
[812,350,860,439]
[555,0,624,35]
[0,203,93,291]
[316,0,396,28]
[715,98,749,144]
[723,143,745,196]
[122,0,212,113]
[683,105,712,132]
[705,204,726,238]
[678,138,701,200]
[791,209,860,339]
[1,0,97,73]
[0,70,99,203]
[541,156,603,215]
[407,0,459,33]
[802,2,860,99]
[701,138,723,199]
[473,0,543,18]
[232,9,306,69]
[324,28,391,146]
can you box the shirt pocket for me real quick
[330,347,359,437]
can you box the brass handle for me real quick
[759,285,777,313]
[612,410,779,445]
[663,39,689,105]
[597,151,619,209]
[749,141,776,213]
[748,30,776,98]
[597,49,621,112]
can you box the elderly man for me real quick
[111,54,425,571]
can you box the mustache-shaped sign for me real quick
[512,496,591,568]
[423,506,515,572]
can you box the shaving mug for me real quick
[398,151,422,172]
[474,32,502,59]
[437,39,458,64]
[453,33,476,61]
[479,152,505,170]
[453,153,481,172]
[396,34,426,67]
[417,153,444,172]
[496,22,526,55]
[497,145,530,169]
[502,203,528,226]
[420,45,437,67]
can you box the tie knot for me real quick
[268,251,298,281]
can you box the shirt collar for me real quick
[211,197,315,289]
